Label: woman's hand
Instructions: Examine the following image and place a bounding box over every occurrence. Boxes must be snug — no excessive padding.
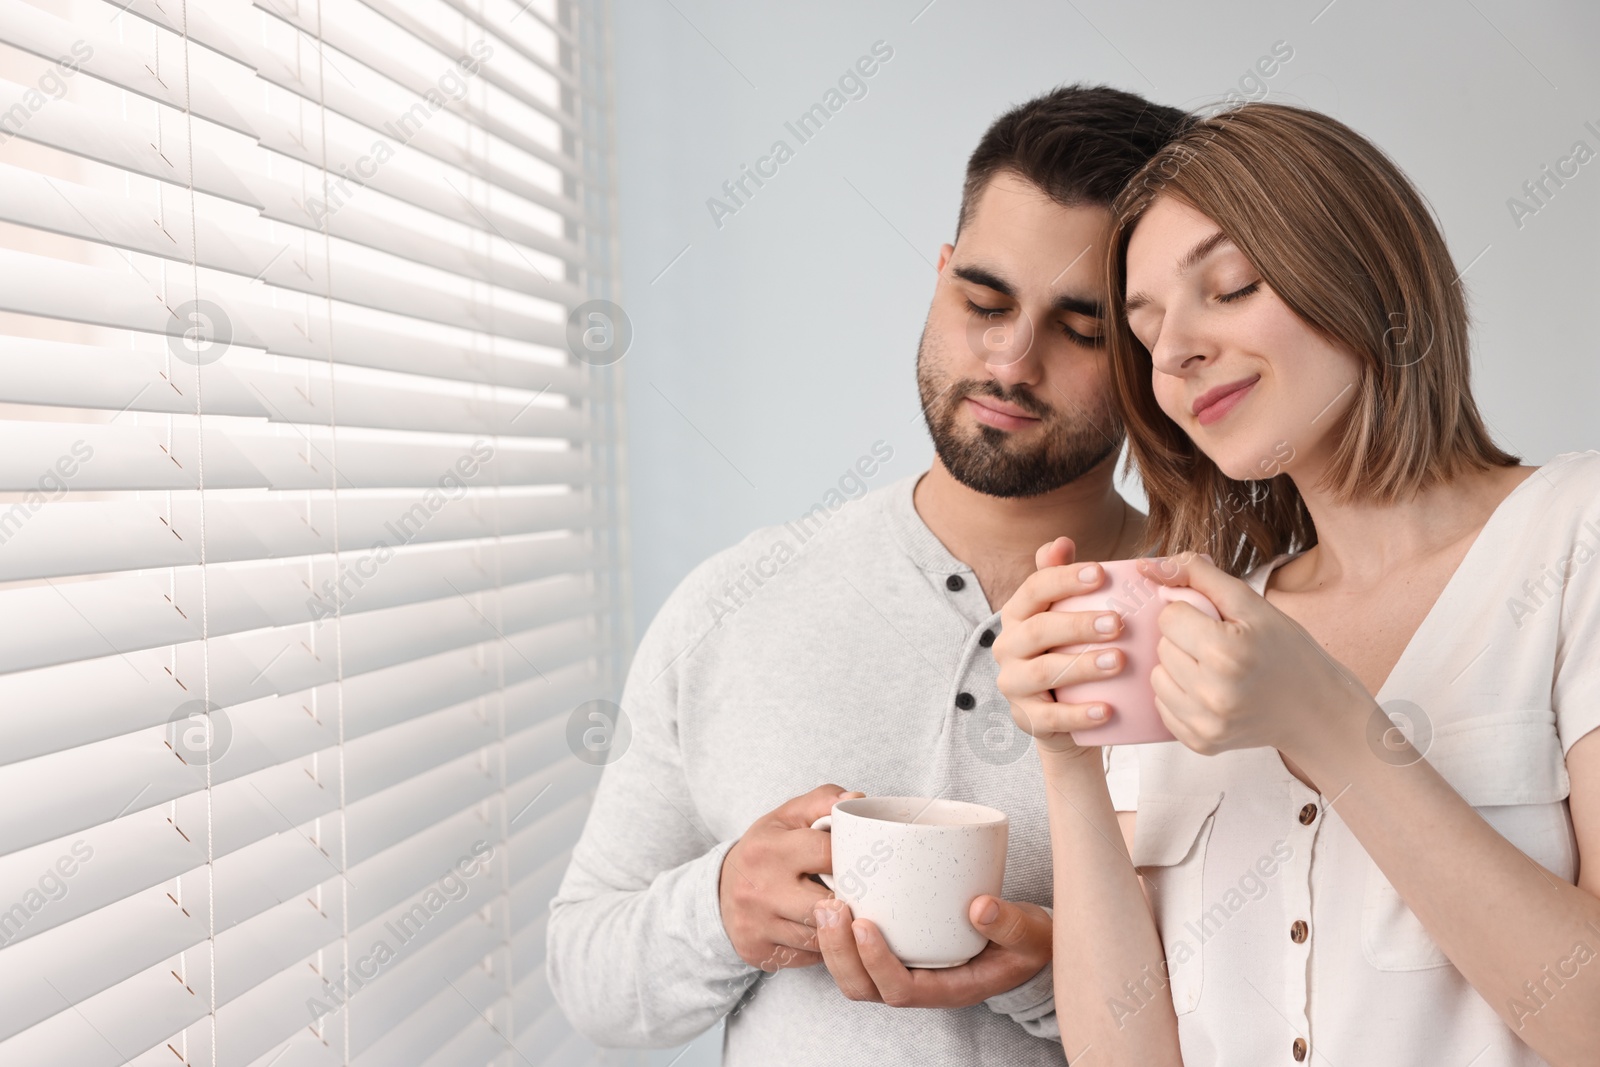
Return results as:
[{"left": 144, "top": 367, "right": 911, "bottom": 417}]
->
[
  {"left": 993, "top": 536, "right": 1130, "bottom": 756},
  {"left": 1138, "top": 551, "right": 1373, "bottom": 758}
]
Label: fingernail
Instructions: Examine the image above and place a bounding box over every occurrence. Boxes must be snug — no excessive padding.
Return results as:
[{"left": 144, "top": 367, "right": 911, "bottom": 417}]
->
[
  {"left": 1088, "top": 704, "right": 1108, "bottom": 721},
  {"left": 1096, "top": 651, "right": 1118, "bottom": 669},
  {"left": 1095, "top": 613, "right": 1118, "bottom": 634},
  {"left": 1078, "top": 564, "right": 1099, "bottom": 583},
  {"left": 853, "top": 923, "right": 869, "bottom": 945},
  {"left": 816, "top": 904, "right": 837, "bottom": 928},
  {"left": 975, "top": 899, "right": 999, "bottom": 925}
]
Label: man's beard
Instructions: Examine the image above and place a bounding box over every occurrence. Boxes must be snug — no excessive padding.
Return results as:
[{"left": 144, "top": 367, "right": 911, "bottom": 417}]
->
[{"left": 916, "top": 326, "right": 1123, "bottom": 499}]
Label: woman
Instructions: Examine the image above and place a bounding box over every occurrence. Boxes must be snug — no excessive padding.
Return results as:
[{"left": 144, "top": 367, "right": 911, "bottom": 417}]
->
[{"left": 992, "top": 103, "right": 1600, "bottom": 1066}]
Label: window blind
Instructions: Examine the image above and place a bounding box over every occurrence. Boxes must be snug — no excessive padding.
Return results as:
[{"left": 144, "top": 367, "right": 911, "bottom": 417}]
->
[{"left": 0, "top": 0, "right": 631, "bottom": 1064}]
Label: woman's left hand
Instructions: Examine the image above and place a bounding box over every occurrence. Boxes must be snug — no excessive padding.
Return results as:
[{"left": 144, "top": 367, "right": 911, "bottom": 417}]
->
[{"left": 1138, "top": 551, "right": 1374, "bottom": 758}]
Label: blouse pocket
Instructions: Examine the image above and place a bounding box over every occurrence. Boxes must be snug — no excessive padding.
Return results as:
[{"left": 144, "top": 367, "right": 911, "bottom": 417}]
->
[
  {"left": 1131, "top": 791, "right": 1224, "bottom": 1015},
  {"left": 1362, "top": 708, "right": 1572, "bottom": 972}
]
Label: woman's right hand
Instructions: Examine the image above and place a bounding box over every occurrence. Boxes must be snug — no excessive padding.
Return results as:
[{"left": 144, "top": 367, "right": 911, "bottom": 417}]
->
[{"left": 993, "top": 536, "right": 1127, "bottom": 756}]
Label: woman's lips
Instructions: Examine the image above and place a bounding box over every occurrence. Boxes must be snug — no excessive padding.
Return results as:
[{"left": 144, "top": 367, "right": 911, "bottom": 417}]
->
[
  {"left": 964, "top": 396, "right": 1041, "bottom": 431},
  {"left": 1194, "top": 377, "right": 1259, "bottom": 426}
]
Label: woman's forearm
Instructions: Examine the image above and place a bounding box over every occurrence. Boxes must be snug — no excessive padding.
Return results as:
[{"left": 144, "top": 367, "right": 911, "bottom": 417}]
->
[{"left": 1039, "top": 748, "right": 1183, "bottom": 1065}]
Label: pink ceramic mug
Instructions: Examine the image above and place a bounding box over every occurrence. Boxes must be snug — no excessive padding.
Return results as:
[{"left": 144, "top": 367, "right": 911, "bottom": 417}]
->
[{"left": 1048, "top": 557, "right": 1221, "bottom": 745}]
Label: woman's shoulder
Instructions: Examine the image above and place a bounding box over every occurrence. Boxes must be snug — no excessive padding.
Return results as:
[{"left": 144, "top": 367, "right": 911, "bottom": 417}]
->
[
  {"left": 1511, "top": 452, "right": 1600, "bottom": 545},
  {"left": 1532, "top": 450, "right": 1600, "bottom": 501}
]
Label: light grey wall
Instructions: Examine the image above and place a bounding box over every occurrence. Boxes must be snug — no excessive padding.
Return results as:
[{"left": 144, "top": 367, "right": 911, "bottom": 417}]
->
[{"left": 609, "top": 2, "right": 1598, "bottom": 1063}]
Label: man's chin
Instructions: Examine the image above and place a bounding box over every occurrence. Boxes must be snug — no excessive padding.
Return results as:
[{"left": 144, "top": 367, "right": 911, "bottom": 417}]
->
[
  {"left": 958, "top": 406, "right": 1047, "bottom": 436},
  {"left": 967, "top": 426, "right": 1053, "bottom": 455}
]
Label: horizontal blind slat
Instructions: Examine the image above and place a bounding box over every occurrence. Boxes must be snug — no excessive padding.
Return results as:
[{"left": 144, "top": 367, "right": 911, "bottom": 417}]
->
[
  {"left": 366, "top": 0, "right": 579, "bottom": 94},
  {"left": 248, "top": 174, "right": 584, "bottom": 293},
  {"left": 0, "top": 78, "right": 262, "bottom": 208},
  {"left": 0, "top": 0, "right": 258, "bottom": 138},
  {"left": 0, "top": 698, "right": 594, "bottom": 1042},
  {"left": 0, "top": 246, "right": 574, "bottom": 358},
  {"left": 0, "top": 165, "right": 581, "bottom": 338},
  {"left": 252, "top": 0, "right": 581, "bottom": 158},
  {"left": 0, "top": 336, "right": 268, "bottom": 417},
  {"left": 0, "top": 562, "right": 596, "bottom": 675},
  {"left": 0, "top": 603, "right": 598, "bottom": 774},
  {"left": 0, "top": 496, "right": 593, "bottom": 584}
]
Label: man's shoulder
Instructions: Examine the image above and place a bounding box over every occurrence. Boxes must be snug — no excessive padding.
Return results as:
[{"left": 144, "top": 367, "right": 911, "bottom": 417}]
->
[{"left": 643, "top": 475, "right": 917, "bottom": 648}]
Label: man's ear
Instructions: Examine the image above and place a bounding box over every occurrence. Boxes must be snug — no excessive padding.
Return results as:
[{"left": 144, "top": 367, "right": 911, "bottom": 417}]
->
[{"left": 936, "top": 242, "right": 955, "bottom": 273}]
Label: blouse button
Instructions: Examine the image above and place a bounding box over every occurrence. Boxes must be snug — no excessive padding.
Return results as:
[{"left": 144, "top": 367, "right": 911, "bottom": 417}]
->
[
  {"left": 1292, "top": 1037, "right": 1308, "bottom": 1061},
  {"left": 1290, "top": 919, "right": 1309, "bottom": 943},
  {"left": 946, "top": 574, "right": 966, "bottom": 591},
  {"left": 1298, "top": 803, "right": 1318, "bottom": 825},
  {"left": 955, "top": 692, "right": 976, "bottom": 711}
]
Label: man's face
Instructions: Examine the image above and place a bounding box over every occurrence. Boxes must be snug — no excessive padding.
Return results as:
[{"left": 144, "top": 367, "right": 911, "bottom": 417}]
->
[{"left": 917, "top": 171, "right": 1123, "bottom": 498}]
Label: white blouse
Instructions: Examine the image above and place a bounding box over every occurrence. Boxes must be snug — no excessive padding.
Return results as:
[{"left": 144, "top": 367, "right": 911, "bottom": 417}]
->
[{"left": 1105, "top": 450, "right": 1600, "bottom": 1066}]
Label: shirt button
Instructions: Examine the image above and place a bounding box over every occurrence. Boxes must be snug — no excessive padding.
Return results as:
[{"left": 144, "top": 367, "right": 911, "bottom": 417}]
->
[
  {"left": 1292, "top": 1037, "right": 1308, "bottom": 1061},
  {"left": 1290, "top": 920, "right": 1308, "bottom": 943},
  {"left": 1298, "top": 803, "right": 1318, "bottom": 825},
  {"left": 955, "top": 692, "right": 975, "bottom": 710},
  {"left": 978, "top": 629, "right": 995, "bottom": 648},
  {"left": 946, "top": 574, "right": 966, "bottom": 591}
]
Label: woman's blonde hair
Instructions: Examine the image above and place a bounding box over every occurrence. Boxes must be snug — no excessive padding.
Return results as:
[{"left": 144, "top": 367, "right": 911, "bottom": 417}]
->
[{"left": 1106, "top": 103, "right": 1519, "bottom": 576}]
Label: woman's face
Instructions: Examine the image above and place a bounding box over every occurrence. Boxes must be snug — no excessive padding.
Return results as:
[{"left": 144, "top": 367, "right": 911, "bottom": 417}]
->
[{"left": 1123, "top": 195, "right": 1362, "bottom": 483}]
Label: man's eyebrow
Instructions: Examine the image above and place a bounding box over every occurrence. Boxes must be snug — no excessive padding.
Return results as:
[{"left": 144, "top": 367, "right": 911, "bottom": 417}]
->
[
  {"left": 951, "top": 264, "right": 1014, "bottom": 297},
  {"left": 1123, "top": 230, "right": 1233, "bottom": 316},
  {"left": 952, "top": 264, "right": 1102, "bottom": 317},
  {"left": 1054, "top": 293, "right": 1102, "bottom": 318}
]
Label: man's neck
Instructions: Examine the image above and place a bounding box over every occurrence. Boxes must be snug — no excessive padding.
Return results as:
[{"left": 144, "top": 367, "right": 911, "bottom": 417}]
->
[{"left": 912, "top": 454, "right": 1143, "bottom": 612}]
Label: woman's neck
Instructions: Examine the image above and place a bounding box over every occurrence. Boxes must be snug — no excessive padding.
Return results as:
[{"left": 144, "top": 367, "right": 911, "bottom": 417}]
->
[{"left": 1277, "top": 459, "right": 1535, "bottom": 594}]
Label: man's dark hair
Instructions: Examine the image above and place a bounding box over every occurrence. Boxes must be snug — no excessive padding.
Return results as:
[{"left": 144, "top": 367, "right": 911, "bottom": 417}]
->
[{"left": 955, "top": 84, "right": 1192, "bottom": 239}]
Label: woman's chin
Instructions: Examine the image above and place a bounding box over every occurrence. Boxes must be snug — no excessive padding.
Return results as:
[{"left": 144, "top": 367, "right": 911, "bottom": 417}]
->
[{"left": 1206, "top": 450, "right": 1291, "bottom": 486}]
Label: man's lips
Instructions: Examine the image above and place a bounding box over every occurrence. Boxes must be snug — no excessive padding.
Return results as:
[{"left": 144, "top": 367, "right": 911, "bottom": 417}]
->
[
  {"left": 1192, "top": 375, "right": 1260, "bottom": 425},
  {"left": 964, "top": 396, "right": 1042, "bottom": 431}
]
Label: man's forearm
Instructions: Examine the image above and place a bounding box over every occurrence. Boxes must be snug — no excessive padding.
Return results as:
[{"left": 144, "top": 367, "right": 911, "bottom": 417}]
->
[{"left": 546, "top": 839, "right": 758, "bottom": 1047}]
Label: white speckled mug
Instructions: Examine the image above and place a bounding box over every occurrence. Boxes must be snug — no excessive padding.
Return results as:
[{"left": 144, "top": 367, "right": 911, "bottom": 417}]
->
[{"left": 811, "top": 796, "right": 1008, "bottom": 968}]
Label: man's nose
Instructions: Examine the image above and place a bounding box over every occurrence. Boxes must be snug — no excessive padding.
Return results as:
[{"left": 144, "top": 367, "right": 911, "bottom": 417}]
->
[{"left": 976, "top": 314, "right": 1043, "bottom": 388}]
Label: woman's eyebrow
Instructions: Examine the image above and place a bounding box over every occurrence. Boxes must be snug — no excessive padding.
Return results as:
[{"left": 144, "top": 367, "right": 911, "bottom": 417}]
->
[
  {"left": 1177, "top": 230, "right": 1231, "bottom": 274},
  {"left": 1123, "top": 230, "right": 1234, "bottom": 315}
]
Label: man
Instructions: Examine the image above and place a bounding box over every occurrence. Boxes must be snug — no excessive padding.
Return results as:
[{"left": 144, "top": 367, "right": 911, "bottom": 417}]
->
[{"left": 547, "top": 84, "right": 1190, "bottom": 1064}]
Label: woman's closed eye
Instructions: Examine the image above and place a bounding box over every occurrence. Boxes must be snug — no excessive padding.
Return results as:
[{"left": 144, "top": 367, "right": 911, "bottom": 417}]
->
[{"left": 1217, "top": 280, "right": 1261, "bottom": 304}]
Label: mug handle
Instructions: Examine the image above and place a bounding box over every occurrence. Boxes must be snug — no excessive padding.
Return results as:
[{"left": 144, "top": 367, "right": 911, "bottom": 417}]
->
[{"left": 810, "top": 815, "right": 836, "bottom": 891}]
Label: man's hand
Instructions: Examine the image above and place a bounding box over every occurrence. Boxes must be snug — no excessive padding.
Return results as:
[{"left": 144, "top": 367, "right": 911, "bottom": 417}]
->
[
  {"left": 812, "top": 894, "right": 1051, "bottom": 1007},
  {"left": 719, "top": 785, "right": 865, "bottom": 972}
]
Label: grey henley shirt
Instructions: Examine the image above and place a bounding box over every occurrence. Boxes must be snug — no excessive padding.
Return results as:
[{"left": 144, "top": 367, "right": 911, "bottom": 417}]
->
[{"left": 547, "top": 472, "right": 1071, "bottom": 1065}]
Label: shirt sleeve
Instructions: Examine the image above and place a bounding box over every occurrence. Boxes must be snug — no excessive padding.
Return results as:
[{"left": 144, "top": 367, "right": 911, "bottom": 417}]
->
[
  {"left": 545, "top": 574, "right": 758, "bottom": 1047},
  {"left": 983, "top": 905, "right": 1060, "bottom": 1041},
  {"left": 1104, "top": 745, "right": 1140, "bottom": 812},
  {"left": 1554, "top": 501, "right": 1600, "bottom": 756}
]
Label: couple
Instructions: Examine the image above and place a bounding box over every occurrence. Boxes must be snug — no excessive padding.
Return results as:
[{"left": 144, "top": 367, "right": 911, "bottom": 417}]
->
[{"left": 548, "top": 85, "right": 1600, "bottom": 1066}]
